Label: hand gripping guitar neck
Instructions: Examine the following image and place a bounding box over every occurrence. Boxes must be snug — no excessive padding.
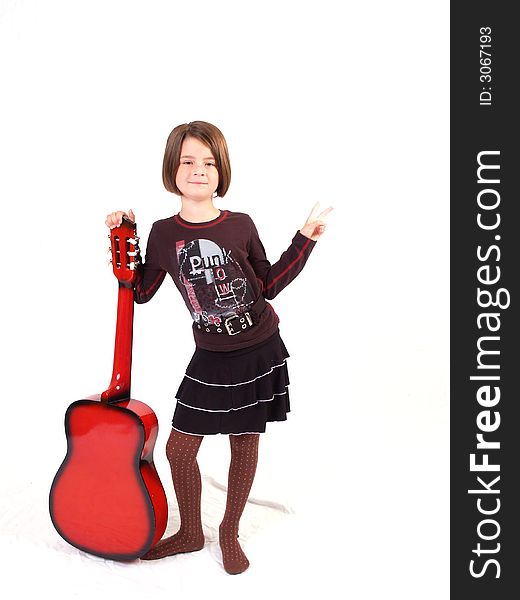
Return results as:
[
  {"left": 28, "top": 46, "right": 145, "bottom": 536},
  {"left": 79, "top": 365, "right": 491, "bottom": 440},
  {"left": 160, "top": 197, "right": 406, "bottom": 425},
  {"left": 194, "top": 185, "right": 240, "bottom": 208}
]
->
[{"left": 49, "top": 217, "right": 168, "bottom": 561}]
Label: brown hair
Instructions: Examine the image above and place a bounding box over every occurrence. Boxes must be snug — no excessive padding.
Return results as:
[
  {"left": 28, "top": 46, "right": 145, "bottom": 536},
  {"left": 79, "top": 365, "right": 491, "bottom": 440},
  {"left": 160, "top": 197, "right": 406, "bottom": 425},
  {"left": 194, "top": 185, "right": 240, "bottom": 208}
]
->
[{"left": 162, "top": 121, "right": 231, "bottom": 197}]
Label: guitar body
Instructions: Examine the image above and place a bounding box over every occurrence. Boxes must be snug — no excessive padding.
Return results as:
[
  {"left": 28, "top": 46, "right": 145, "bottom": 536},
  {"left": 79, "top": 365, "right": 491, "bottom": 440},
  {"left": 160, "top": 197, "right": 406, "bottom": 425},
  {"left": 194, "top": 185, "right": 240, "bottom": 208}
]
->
[{"left": 49, "top": 395, "right": 168, "bottom": 561}]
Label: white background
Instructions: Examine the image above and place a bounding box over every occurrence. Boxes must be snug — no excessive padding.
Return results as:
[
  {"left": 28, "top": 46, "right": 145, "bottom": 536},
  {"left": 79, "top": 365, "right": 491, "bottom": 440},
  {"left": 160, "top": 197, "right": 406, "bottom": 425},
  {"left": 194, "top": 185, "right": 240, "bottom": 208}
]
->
[{"left": 0, "top": 1, "right": 449, "bottom": 598}]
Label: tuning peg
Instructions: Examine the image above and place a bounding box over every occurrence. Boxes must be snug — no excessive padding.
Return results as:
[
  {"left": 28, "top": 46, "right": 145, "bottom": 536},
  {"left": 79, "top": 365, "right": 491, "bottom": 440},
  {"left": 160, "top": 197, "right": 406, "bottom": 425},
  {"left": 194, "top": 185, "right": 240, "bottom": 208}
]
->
[
  {"left": 109, "top": 258, "right": 113, "bottom": 265},
  {"left": 108, "top": 233, "right": 111, "bottom": 239},
  {"left": 108, "top": 246, "right": 112, "bottom": 253}
]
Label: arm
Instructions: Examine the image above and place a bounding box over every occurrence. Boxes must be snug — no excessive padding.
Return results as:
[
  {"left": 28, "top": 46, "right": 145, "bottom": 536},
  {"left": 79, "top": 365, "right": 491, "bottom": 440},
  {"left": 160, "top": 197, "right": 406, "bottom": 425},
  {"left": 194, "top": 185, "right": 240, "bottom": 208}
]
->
[
  {"left": 248, "top": 218, "right": 317, "bottom": 300},
  {"left": 133, "top": 223, "right": 167, "bottom": 304},
  {"left": 105, "top": 209, "right": 166, "bottom": 303}
]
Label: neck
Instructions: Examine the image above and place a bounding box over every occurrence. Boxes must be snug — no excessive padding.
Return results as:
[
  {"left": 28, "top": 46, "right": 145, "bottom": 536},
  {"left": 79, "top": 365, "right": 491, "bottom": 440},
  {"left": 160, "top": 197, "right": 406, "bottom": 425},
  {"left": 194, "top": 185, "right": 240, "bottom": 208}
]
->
[
  {"left": 100, "top": 283, "right": 134, "bottom": 403},
  {"left": 179, "top": 198, "right": 220, "bottom": 223}
]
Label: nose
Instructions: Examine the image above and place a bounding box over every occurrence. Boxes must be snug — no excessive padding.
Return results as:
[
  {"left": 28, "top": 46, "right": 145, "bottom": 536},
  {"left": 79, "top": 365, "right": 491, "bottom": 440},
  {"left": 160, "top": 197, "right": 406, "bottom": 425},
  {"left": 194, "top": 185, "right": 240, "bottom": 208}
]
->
[{"left": 191, "top": 161, "right": 207, "bottom": 176}]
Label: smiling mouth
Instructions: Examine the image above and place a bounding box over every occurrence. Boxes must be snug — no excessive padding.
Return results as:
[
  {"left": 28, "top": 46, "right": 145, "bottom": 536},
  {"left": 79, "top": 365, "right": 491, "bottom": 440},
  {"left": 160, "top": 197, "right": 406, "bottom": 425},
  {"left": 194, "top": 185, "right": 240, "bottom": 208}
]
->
[{"left": 188, "top": 182, "right": 208, "bottom": 185}]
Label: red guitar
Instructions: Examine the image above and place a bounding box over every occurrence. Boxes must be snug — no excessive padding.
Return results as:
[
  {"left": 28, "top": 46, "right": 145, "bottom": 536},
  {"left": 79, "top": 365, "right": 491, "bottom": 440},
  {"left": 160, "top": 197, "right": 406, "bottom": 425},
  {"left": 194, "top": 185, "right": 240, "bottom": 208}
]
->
[{"left": 49, "top": 216, "right": 168, "bottom": 561}]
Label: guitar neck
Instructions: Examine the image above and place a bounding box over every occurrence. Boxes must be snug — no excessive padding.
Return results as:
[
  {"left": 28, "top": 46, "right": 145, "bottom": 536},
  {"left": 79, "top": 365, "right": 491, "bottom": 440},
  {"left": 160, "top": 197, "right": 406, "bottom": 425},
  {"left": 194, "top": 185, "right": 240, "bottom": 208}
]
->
[
  {"left": 101, "top": 217, "right": 140, "bottom": 403},
  {"left": 101, "top": 283, "right": 135, "bottom": 403}
]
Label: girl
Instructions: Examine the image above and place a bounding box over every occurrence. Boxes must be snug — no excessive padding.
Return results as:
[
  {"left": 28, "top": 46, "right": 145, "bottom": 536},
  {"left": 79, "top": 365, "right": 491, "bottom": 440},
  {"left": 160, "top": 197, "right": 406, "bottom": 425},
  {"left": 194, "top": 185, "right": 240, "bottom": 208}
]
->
[{"left": 105, "top": 121, "right": 332, "bottom": 574}]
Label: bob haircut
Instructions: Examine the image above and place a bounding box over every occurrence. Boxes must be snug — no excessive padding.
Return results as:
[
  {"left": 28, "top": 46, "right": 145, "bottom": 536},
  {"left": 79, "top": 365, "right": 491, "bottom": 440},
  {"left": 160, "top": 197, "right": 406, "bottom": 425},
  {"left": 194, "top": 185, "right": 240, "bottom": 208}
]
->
[{"left": 162, "top": 121, "right": 231, "bottom": 198}]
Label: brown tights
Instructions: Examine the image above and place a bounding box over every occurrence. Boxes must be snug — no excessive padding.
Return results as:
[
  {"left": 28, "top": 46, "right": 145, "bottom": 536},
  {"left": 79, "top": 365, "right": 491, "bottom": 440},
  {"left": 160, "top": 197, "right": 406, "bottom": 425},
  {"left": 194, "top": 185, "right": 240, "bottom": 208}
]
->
[
  {"left": 141, "top": 428, "right": 260, "bottom": 575},
  {"left": 219, "top": 432, "right": 260, "bottom": 574},
  {"left": 141, "top": 429, "right": 205, "bottom": 560}
]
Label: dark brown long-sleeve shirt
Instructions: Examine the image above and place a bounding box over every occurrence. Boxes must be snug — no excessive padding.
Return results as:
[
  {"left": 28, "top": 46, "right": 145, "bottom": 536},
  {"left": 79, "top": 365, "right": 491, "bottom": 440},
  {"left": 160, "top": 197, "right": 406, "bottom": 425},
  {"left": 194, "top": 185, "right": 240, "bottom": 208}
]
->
[{"left": 133, "top": 210, "right": 316, "bottom": 351}]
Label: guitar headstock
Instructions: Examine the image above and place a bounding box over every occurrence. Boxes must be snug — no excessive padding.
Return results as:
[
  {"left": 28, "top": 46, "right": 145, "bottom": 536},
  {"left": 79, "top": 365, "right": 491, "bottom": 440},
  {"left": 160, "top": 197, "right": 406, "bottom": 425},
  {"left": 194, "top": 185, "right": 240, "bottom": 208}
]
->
[{"left": 108, "top": 216, "right": 140, "bottom": 284}]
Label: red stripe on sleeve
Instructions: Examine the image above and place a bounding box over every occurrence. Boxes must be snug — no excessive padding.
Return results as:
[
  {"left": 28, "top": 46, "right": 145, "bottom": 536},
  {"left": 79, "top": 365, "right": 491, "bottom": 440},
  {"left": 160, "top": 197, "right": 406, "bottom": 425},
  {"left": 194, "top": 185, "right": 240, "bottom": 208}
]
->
[
  {"left": 136, "top": 271, "right": 165, "bottom": 297},
  {"left": 265, "top": 238, "right": 312, "bottom": 290}
]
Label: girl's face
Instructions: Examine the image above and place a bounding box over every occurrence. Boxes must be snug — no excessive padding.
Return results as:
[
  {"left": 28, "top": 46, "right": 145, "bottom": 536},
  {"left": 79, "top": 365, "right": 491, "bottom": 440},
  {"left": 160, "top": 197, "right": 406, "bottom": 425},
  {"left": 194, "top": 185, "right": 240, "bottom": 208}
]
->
[{"left": 175, "top": 136, "right": 219, "bottom": 201}]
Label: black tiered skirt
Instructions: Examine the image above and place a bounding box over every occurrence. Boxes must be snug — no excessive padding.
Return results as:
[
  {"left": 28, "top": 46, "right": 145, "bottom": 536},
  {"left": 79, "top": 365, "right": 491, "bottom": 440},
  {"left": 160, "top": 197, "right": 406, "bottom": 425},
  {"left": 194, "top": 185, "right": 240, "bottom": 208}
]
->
[{"left": 172, "top": 329, "right": 290, "bottom": 436}]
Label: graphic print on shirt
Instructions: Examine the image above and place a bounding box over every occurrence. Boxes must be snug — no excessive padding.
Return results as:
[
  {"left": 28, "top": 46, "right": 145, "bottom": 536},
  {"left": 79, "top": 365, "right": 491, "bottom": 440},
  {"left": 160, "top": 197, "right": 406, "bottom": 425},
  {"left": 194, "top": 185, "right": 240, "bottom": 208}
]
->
[{"left": 176, "top": 239, "right": 255, "bottom": 327}]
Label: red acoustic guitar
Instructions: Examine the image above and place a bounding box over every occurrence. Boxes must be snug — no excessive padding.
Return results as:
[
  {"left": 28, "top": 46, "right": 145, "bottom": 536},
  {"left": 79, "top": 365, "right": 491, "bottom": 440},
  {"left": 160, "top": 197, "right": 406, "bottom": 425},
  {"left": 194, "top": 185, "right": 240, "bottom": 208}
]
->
[{"left": 49, "top": 216, "right": 168, "bottom": 561}]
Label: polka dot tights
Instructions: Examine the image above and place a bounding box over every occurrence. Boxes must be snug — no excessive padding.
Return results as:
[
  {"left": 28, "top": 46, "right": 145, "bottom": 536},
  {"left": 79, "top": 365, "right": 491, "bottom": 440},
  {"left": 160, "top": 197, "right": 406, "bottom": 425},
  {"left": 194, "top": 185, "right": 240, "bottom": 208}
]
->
[
  {"left": 141, "top": 429, "right": 260, "bottom": 576},
  {"left": 219, "top": 432, "right": 260, "bottom": 574},
  {"left": 141, "top": 429, "right": 205, "bottom": 560}
]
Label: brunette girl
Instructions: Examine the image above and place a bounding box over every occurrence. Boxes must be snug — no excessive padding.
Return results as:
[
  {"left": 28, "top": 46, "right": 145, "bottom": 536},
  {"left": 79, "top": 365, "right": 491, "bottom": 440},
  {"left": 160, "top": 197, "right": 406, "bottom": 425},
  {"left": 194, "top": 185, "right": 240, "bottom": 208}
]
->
[{"left": 105, "top": 121, "right": 332, "bottom": 574}]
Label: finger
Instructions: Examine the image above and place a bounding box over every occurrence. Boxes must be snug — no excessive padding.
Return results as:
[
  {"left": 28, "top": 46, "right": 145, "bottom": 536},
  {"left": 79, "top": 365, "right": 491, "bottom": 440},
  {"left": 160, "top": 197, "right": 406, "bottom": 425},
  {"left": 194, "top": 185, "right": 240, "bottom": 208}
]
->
[
  {"left": 318, "top": 206, "right": 334, "bottom": 220},
  {"left": 306, "top": 201, "right": 320, "bottom": 221},
  {"left": 107, "top": 211, "right": 124, "bottom": 228},
  {"left": 114, "top": 210, "right": 126, "bottom": 226},
  {"left": 314, "top": 224, "right": 326, "bottom": 239},
  {"left": 315, "top": 221, "right": 327, "bottom": 232},
  {"left": 128, "top": 208, "right": 136, "bottom": 222}
]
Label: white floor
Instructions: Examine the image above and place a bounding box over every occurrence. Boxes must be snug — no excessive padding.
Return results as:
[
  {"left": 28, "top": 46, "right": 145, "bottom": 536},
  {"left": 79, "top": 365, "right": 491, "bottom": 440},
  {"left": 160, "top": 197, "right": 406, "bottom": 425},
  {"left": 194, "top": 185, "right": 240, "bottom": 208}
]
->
[{"left": 1, "top": 418, "right": 449, "bottom": 600}]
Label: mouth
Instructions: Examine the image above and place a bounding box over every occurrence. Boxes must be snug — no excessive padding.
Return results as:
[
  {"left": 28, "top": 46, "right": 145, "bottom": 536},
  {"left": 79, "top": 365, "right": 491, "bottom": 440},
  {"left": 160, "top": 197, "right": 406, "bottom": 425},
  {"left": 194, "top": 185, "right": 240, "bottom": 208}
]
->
[{"left": 188, "top": 182, "right": 208, "bottom": 185}]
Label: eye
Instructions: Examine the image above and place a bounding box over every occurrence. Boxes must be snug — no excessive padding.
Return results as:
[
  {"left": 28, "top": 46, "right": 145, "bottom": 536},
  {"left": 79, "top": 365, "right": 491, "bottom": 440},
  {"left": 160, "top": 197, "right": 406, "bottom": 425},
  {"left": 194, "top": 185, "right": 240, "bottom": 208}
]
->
[
  {"left": 182, "top": 160, "right": 193, "bottom": 165},
  {"left": 206, "top": 162, "right": 216, "bottom": 167}
]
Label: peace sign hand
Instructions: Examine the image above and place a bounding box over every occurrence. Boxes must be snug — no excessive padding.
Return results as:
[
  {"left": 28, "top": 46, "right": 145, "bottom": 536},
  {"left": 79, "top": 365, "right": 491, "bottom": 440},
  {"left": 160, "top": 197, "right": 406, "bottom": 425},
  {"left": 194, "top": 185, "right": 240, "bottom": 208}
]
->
[{"left": 299, "top": 202, "right": 334, "bottom": 241}]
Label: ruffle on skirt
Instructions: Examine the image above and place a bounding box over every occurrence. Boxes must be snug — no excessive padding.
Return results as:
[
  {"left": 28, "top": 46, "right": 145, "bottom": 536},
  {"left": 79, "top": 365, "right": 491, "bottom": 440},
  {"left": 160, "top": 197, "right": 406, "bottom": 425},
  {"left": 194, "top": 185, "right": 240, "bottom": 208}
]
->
[{"left": 172, "top": 329, "right": 290, "bottom": 435}]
